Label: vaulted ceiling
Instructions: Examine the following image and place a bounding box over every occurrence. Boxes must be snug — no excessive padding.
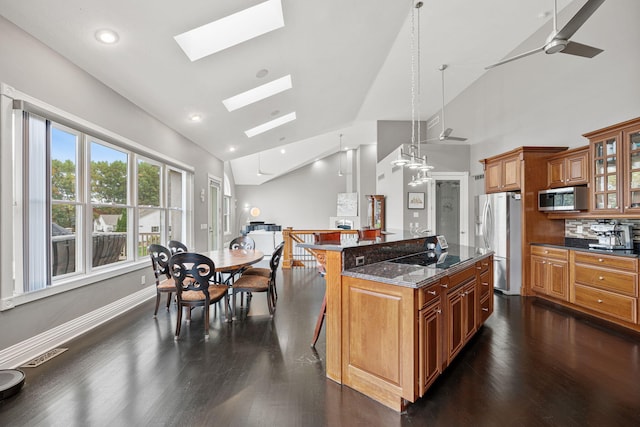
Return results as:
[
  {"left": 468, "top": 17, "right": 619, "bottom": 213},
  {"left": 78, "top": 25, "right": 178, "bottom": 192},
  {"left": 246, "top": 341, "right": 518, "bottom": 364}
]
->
[{"left": 0, "top": 0, "right": 585, "bottom": 184}]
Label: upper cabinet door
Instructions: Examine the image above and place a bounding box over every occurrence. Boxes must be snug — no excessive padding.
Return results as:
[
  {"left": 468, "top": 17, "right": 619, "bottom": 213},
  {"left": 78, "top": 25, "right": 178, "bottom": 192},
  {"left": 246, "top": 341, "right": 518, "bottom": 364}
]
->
[
  {"left": 565, "top": 150, "right": 589, "bottom": 186},
  {"left": 501, "top": 155, "right": 521, "bottom": 191},
  {"left": 591, "top": 133, "right": 622, "bottom": 214},
  {"left": 623, "top": 123, "right": 640, "bottom": 213}
]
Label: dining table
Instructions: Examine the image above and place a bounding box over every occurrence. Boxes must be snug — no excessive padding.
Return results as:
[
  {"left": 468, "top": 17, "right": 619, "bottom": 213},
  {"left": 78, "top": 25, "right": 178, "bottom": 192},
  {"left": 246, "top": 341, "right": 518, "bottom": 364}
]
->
[
  {"left": 202, "top": 248, "right": 264, "bottom": 273},
  {"left": 202, "top": 248, "right": 264, "bottom": 320}
]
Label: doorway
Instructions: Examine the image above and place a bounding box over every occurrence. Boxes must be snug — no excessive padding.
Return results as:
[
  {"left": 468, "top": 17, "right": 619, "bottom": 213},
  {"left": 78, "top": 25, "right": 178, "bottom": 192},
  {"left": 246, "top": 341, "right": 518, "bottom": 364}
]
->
[
  {"left": 208, "top": 176, "right": 222, "bottom": 251},
  {"left": 427, "top": 172, "right": 469, "bottom": 246}
]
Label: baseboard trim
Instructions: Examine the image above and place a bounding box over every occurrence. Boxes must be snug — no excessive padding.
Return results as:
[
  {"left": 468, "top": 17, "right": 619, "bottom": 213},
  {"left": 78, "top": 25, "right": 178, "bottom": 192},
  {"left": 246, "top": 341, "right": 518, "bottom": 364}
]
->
[{"left": 0, "top": 286, "right": 155, "bottom": 369}]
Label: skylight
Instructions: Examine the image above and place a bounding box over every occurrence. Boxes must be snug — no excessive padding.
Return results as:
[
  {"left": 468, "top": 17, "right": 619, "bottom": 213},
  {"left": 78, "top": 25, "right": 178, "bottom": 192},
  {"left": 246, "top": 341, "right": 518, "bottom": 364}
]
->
[
  {"left": 174, "top": 0, "right": 285, "bottom": 61},
  {"left": 245, "top": 112, "right": 296, "bottom": 138},
  {"left": 223, "top": 75, "right": 292, "bottom": 112}
]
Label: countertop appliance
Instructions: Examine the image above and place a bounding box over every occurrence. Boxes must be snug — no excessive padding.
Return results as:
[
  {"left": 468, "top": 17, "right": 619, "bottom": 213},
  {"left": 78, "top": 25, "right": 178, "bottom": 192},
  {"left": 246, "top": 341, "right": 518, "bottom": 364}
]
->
[
  {"left": 538, "top": 186, "right": 589, "bottom": 211},
  {"left": 476, "top": 192, "right": 521, "bottom": 295},
  {"left": 589, "top": 221, "right": 634, "bottom": 250},
  {"left": 389, "top": 250, "right": 464, "bottom": 270}
]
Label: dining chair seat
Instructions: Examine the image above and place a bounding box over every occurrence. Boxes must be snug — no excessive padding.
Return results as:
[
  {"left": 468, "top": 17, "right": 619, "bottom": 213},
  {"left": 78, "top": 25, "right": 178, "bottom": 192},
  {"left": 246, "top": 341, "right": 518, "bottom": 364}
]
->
[
  {"left": 180, "top": 284, "right": 227, "bottom": 302},
  {"left": 232, "top": 275, "right": 268, "bottom": 293},
  {"left": 156, "top": 278, "right": 176, "bottom": 292},
  {"left": 241, "top": 267, "right": 270, "bottom": 278}
]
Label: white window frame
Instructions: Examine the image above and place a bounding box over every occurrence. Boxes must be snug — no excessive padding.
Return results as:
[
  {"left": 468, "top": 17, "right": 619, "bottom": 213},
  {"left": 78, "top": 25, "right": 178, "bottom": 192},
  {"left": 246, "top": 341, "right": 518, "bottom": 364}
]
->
[{"left": 0, "top": 84, "right": 194, "bottom": 310}]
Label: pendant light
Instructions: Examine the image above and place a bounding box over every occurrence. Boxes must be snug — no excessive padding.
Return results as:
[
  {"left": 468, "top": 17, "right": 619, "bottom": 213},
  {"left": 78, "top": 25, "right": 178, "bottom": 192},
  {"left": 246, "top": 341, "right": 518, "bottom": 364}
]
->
[{"left": 391, "top": 2, "right": 433, "bottom": 184}]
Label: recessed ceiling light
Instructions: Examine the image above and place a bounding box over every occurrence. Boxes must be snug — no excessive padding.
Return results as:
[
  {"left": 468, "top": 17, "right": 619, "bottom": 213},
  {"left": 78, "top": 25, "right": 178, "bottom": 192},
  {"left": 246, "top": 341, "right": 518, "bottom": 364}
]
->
[
  {"left": 222, "top": 75, "right": 292, "bottom": 112},
  {"left": 95, "top": 29, "right": 119, "bottom": 44},
  {"left": 229, "top": 147, "right": 236, "bottom": 152},
  {"left": 245, "top": 112, "right": 296, "bottom": 138},
  {"left": 256, "top": 69, "right": 269, "bottom": 78},
  {"left": 280, "top": 148, "right": 286, "bottom": 154},
  {"left": 189, "top": 114, "right": 202, "bottom": 122},
  {"left": 174, "top": 0, "right": 284, "bottom": 61}
]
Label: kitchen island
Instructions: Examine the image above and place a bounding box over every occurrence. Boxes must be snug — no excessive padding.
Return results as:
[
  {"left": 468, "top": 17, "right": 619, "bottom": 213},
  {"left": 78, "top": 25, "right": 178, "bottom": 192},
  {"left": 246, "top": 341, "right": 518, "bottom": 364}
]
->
[{"left": 300, "top": 233, "right": 494, "bottom": 411}]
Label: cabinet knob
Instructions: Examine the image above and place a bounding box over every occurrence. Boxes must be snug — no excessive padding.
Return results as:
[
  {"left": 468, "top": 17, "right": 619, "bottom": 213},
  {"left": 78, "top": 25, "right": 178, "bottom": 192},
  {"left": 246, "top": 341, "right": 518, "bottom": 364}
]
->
[
  {"left": 441, "top": 284, "right": 448, "bottom": 288},
  {"left": 435, "top": 309, "right": 442, "bottom": 314},
  {"left": 476, "top": 266, "right": 482, "bottom": 270},
  {"left": 544, "top": 250, "right": 549, "bottom": 254},
  {"left": 482, "top": 282, "right": 489, "bottom": 286},
  {"left": 597, "top": 299, "right": 603, "bottom": 303},
  {"left": 482, "top": 308, "right": 489, "bottom": 312},
  {"left": 599, "top": 276, "right": 604, "bottom": 280},
  {"left": 427, "top": 290, "right": 437, "bottom": 295},
  {"left": 542, "top": 260, "right": 546, "bottom": 264},
  {"left": 598, "top": 258, "right": 604, "bottom": 262}
]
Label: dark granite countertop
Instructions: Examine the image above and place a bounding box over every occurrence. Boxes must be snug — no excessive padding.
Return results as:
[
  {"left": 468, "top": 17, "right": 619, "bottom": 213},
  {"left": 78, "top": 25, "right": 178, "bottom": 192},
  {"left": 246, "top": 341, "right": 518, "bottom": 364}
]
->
[
  {"left": 531, "top": 242, "right": 639, "bottom": 258},
  {"left": 342, "top": 244, "right": 493, "bottom": 289}
]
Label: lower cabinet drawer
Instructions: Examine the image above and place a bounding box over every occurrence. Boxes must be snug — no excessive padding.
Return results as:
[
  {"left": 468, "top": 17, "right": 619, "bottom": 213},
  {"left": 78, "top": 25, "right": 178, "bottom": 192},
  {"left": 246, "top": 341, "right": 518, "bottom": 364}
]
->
[
  {"left": 573, "top": 284, "right": 637, "bottom": 324},
  {"left": 418, "top": 284, "right": 440, "bottom": 309},
  {"left": 480, "top": 295, "right": 491, "bottom": 323},
  {"left": 479, "top": 271, "right": 492, "bottom": 299},
  {"left": 574, "top": 265, "right": 637, "bottom": 296}
]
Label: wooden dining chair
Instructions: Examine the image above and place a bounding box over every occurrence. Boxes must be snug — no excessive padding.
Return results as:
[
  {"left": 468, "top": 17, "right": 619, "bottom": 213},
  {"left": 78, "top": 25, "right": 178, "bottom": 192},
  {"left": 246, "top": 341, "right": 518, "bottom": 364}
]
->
[
  {"left": 168, "top": 252, "right": 228, "bottom": 340},
  {"left": 229, "top": 235, "right": 255, "bottom": 250},
  {"left": 242, "top": 241, "right": 284, "bottom": 299},
  {"left": 230, "top": 241, "right": 284, "bottom": 318},
  {"left": 148, "top": 244, "right": 175, "bottom": 317},
  {"left": 167, "top": 240, "right": 188, "bottom": 255}
]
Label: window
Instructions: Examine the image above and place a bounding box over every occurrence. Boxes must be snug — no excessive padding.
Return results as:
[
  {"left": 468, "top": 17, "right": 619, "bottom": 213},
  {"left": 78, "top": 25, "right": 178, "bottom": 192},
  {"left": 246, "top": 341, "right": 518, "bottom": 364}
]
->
[
  {"left": 223, "top": 172, "right": 232, "bottom": 235},
  {"left": 7, "top": 102, "right": 192, "bottom": 301}
]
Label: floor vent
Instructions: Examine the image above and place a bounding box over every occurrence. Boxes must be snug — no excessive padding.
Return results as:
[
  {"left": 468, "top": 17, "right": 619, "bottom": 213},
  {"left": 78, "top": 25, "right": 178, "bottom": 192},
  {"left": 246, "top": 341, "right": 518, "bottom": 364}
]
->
[{"left": 21, "top": 348, "right": 68, "bottom": 368}]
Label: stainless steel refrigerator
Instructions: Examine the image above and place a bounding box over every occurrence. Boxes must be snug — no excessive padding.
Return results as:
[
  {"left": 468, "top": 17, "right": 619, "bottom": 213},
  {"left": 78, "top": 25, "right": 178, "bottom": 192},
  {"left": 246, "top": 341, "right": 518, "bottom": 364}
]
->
[{"left": 475, "top": 192, "right": 522, "bottom": 295}]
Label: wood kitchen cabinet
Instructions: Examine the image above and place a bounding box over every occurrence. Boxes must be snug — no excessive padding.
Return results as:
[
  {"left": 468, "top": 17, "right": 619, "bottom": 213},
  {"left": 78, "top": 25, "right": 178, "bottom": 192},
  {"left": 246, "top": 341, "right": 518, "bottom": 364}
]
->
[
  {"left": 571, "top": 251, "right": 638, "bottom": 324},
  {"left": 480, "top": 147, "right": 567, "bottom": 296},
  {"left": 418, "top": 297, "right": 442, "bottom": 395},
  {"left": 477, "top": 258, "right": 493, "bottom": 323},
  {"left": 339, "top": 254, "right": 493, "bottom": 411},
  {"left": 445, "top": 266, "right": 478, "bottom": 364},
  {"left": 584, "top": 117, "right": 640, "bottom": 215},
  {"left": 547, "top": 146, "right": 589, "bottom": 188},
  {"left": 483, "top": 152, "right": 521, "bottom": 193},
  {"left": 530, "top": 246, "right": 569, "bottom": 301},
  {"left": 366, "top": 194, "right": 385, "bottom": 230}
]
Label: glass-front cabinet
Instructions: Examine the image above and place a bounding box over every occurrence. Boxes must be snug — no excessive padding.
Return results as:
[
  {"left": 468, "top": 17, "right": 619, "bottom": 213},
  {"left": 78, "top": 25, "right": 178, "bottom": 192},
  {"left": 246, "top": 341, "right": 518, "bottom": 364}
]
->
[
  {"left": 586, "top": 117, "right": 640, "bottom": 215},
  {"left": 366, "top": 195, "right": 385, "bottom": 230},
  {"left": 624, "top": 127, "right": 640, "bottom": 211}
]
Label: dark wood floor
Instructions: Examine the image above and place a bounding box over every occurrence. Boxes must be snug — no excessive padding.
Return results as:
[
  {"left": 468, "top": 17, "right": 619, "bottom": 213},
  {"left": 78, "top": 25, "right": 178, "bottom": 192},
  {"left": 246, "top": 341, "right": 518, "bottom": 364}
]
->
[{"left": 1, "top": 267, "right": 640, "bottom": 426}]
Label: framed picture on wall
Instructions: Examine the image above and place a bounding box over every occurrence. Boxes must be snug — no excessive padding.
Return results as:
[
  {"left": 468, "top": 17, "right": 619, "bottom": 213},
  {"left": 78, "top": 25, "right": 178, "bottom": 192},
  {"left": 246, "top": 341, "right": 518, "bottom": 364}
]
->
[{"left": 408, "top": 192, "right": 425, "bottom": 209}]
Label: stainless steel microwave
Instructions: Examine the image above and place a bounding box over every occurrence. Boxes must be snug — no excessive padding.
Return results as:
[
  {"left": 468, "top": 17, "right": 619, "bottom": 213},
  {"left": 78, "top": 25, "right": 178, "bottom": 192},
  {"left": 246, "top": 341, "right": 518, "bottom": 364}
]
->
[{"left": 538, "top": 186, "right": 589, "bottom": 211}]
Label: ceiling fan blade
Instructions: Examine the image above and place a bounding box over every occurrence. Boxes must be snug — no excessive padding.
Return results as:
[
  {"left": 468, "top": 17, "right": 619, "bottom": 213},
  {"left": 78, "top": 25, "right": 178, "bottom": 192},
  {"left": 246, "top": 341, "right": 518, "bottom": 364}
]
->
[
  {"left": 485, "top": 45, "right": 545, "bottom": 69},
  {"left": 555, "top": 0, "right": 606, "bottom": 41},
  {"left": 442, "top": 135, "right": 468, "bottom": 142},
  {"left": 560, "top": 40, "right": 603, "bottom": 58}
]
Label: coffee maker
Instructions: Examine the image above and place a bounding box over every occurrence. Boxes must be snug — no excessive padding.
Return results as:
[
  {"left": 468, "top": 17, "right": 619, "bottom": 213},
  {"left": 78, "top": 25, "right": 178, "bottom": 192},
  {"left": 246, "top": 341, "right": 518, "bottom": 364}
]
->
[{"left": 588, "top": 220, "right": 634, "bottom": 250}]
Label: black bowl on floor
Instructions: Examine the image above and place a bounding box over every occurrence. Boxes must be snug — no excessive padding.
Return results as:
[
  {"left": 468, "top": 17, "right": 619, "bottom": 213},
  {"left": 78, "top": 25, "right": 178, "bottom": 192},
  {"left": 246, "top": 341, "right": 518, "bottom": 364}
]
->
[{"left": 0, "top": 369, "right": 25, "bottom": 400}]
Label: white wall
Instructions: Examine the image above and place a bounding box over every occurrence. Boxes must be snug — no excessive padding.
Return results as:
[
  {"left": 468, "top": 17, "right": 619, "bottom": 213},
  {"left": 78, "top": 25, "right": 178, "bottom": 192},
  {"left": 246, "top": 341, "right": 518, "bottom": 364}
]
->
[
  {"left": 235, "top": 152, "right": 348, "bottom": 231},
  {"left": 429, "top": 0, "right": 640, "bottom": 178},
  {"left": 0, "top": 16, "right": 223, "bottom": 350}
]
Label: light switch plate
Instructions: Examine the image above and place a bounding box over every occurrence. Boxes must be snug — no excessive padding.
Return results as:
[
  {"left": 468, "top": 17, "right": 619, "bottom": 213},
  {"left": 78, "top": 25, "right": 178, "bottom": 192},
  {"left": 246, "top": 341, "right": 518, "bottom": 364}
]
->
[{"left": 413, "top": 212, "right": 419, "bottom": 218}]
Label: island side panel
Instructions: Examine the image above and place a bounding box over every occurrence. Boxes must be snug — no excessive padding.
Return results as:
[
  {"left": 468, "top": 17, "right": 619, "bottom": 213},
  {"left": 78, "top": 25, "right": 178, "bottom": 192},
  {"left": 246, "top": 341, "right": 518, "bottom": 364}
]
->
[
  {"left": 341, "top": 276, "right": 416, "bottom": 411},
  {"left": 325, "top": 249, "right": 344, "bottom": 383}
]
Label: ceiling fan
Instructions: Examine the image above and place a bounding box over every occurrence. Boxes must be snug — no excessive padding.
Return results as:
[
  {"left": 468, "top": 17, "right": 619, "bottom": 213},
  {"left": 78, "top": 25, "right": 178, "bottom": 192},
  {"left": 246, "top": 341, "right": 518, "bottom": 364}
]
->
[
  {"left": 485, "top": 0, "right": 606, "bottom": 70},
  {"left": 428, "top": 64, "right": 467, "bottom": 142},
  {"left": 256, "top": 153, "right": 273, "bottom": 176}
]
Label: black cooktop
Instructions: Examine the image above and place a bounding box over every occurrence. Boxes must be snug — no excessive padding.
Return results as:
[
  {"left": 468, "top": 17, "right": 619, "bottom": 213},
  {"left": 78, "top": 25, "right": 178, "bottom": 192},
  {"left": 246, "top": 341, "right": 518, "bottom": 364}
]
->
[{"left": 389, "top": 250, "right": 462, "bottom": 269}]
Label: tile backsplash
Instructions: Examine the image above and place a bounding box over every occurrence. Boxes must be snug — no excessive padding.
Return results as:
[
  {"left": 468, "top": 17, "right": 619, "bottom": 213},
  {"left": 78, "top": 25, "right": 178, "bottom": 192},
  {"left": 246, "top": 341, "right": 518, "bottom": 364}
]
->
[{"left": 565, "top": 219, "right": 640, "bottom": 241}]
